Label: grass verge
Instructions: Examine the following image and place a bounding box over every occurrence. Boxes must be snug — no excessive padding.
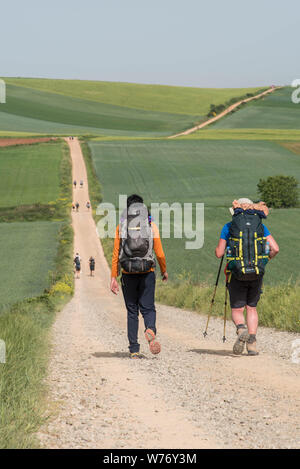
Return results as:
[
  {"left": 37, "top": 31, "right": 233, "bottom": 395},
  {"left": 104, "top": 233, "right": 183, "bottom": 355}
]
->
[
  {"left": 0, "top": 140, "right": 74, "bottom": 448},
  {"left": 156, "top": 276, "right": 300, "bottom": 333}
]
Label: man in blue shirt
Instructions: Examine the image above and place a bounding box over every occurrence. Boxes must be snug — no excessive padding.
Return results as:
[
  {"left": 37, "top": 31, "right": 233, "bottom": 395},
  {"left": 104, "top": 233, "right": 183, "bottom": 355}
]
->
[{"left": 215, "top": 198, "right": 279, "bottom": 356}]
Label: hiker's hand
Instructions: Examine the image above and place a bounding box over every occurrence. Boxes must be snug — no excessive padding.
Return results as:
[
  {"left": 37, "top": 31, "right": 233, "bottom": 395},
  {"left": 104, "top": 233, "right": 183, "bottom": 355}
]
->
[
  {"left": 162, "top": 272, "right": 168, "bottom": 282},
  {"left": 110, "top": 277, "right": 119, "bottom": 294}
]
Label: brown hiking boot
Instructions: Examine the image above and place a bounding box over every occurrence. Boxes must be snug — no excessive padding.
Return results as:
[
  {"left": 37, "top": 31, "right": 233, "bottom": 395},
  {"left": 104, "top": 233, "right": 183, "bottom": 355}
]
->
[
  {"left": 145, "top": 328, "right": 161, "bottom": 355},
  {"left": 247, "top": 335, "right": 259, "bottom": 356},
  {"left": 233, "top": 325, "right": 249, "bottom": 355}
]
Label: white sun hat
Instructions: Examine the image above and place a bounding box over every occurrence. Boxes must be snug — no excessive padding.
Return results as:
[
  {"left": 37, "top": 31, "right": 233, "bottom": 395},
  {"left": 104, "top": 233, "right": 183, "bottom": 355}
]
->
[{"left": 229, "top": 198, "right": 253, "bottom": 215}]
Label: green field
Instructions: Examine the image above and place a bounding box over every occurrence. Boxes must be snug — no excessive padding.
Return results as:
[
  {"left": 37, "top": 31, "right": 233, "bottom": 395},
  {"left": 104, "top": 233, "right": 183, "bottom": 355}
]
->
[
  {"left": 0, "top": 142, "right": 62, "bottom": 207},
  {"left": 0, "top": 221, "right": 62, "bottom": 310},
  {"left": 0, "top": 84, "right": 199, "bottom": 137},
  {"left": 4, "top": 78, "right": 265, "bottom": 115},
  {"left": 0, "top": 79, "right": 265, "bottom": 137},
  {"left": 211, "top": 87, "right": 300, "bottom": 130},
  {"left": 89, "top": 139, "right": 300, "bottom": 286},
  {"left": 182, "top": 129, "right": 300, "bottom": 141},
  {"left": 0, "top": 138, "right": 73, "bottom": 448}
]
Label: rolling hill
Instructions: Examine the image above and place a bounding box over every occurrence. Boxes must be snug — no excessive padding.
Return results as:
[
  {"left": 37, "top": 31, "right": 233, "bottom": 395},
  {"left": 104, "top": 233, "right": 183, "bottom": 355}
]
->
[
  {"left": 212, "top": 87, "right": 300, "bottom": 129},
  {"left": 0, "top": 78, "right": 265, "bottom": 137}
]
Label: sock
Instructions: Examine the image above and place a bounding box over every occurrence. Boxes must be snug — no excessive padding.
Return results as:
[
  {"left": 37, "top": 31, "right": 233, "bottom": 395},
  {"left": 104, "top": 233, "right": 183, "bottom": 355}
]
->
[
  {"left": 248, "top": 334, "right": 256, "bottom": 344},
  {"left": 236, "top": 323, "right": 246, "bottom": 330}
]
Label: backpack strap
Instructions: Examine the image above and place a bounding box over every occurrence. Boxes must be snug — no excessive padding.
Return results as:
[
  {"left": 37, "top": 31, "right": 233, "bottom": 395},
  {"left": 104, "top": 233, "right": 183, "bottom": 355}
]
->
[{"left": 239, "top": 231, "right": 246, "bottom": 274}]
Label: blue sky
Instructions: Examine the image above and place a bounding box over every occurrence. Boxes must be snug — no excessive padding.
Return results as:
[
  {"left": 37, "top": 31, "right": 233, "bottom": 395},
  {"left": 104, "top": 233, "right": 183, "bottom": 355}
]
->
[{"left": 1, "top": 0, "right": 299, "bottom": 87}]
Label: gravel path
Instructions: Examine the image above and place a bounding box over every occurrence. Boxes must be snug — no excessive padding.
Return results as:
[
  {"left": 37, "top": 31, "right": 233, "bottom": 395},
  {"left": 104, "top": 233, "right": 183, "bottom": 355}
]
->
[{"left": 38, "top": 138, "right": 300, "bottom": 449}]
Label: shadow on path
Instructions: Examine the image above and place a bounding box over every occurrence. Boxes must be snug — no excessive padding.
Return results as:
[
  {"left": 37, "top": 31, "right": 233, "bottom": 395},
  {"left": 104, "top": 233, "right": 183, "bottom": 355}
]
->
[
  {"left": 92, "top": 351, "right": 148, "bottom": 359},
  {"left": 189, "top": 348, "right": 239, "bottom": 358}
]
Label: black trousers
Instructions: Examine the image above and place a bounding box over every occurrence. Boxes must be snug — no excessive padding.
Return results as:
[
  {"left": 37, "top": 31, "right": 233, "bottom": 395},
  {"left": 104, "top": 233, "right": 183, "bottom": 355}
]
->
[{"left": 121, "top": 271, "right": 156, "bottom": 353}]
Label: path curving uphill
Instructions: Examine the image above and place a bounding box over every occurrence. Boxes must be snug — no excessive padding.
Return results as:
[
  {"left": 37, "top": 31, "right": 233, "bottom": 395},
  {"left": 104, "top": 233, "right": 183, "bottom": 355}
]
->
[
  {"left": 38, "top": 138, "right": 300, "bottom": 449},
  {"left": 169, "top": 86, "right": 281, "bottom": 138}
]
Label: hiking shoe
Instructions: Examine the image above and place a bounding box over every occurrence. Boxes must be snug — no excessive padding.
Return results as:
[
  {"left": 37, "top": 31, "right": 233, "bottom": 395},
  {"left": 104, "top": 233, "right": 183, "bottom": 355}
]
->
[
  {"left": 246, "top": 335, "right": 259, "bottom": 356},
  {"left": 233, "top": 326, "right": 249, "bottom": 355},
  {"left": 145, "top": 328, "right": 161, "bottom": 355},
  {"left": 130, "top": 352, "right": 142, "bottom": 359}
]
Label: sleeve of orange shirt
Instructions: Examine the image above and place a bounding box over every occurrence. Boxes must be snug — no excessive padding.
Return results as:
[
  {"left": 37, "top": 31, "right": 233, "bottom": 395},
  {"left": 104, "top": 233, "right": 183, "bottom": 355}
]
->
[
  {"left": 151, "top": 222, "right": 167, "bottom": 275},
  {"left": 111, "top": 225, "right": 120, "bottom": 278}
]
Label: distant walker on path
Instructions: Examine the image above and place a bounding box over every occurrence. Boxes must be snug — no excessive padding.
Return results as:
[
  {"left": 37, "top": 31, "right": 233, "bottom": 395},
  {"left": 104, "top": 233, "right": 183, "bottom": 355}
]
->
[
  {"left": 74, "top": 253, "right": 81, "bottom": 279},
  {"left": 89, "top": 256, "right": 95, "bottom": 277}
]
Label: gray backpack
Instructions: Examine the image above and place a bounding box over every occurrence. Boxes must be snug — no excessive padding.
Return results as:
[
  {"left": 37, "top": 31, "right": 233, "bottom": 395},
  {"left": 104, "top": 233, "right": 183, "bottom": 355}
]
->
[{"left": 119, "top": 203, "right": 155, "bottom": 273}]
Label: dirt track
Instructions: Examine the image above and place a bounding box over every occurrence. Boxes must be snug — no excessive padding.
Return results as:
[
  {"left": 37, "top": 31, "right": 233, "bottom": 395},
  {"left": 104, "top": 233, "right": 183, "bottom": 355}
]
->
[
  {"left": 0, "top": 137, "right": 55, "bottom": 147},
  {"left": 169, "top": 86, "right": 280, "bottom": 138},
  {"left": 38, "top": 137, "right": 300, "bottom": 449}
]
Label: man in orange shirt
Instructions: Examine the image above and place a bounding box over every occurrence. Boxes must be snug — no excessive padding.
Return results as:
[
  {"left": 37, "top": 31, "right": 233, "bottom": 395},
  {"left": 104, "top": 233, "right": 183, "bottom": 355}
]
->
[{"left": 110, "top": 194, "right": 168, "bottom": 359}]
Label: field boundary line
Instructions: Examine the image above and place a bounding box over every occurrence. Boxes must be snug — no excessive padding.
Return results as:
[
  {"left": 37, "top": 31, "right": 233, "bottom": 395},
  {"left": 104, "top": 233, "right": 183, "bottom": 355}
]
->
[{"left": 168, "top": 86, "right": 282, "bottom": 138}]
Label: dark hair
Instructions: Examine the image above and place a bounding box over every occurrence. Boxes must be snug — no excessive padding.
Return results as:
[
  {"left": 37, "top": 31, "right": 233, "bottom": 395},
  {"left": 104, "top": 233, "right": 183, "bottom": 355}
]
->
[{"left": 127, "top": 194, "right": 143, "bottom": 208}]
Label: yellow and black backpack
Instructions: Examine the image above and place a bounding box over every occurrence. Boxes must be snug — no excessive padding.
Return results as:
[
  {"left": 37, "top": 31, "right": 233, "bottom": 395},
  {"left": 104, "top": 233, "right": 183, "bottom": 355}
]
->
[{"left": 227, "top": 211, "right": 269, "bottom": 281}]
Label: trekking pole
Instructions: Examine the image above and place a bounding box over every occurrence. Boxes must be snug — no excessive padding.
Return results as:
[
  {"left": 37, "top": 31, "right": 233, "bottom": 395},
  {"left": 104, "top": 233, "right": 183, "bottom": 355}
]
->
[
  {"left": 223, "top": 277, "right": 229, "bottom": 343},
  {"left": 203, "top": 255, "right": 224, "bottom": 338}
]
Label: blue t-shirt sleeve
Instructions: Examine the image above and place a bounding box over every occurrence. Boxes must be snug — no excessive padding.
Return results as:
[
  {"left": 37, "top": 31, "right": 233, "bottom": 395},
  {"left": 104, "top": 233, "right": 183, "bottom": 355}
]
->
[
  {"left": 220, "top": 222, "right": 270, "bottom": 241},
  {"left": 220, "top": 222, "right": 231, "bottom": 242},
  {"left": 263, "top": 224, "right": 271, "bottom": 237}
]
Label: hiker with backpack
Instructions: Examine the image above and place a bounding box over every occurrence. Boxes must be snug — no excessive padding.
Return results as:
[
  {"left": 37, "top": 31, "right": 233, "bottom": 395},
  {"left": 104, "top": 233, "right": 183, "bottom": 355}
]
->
[
  {"left": 75, "top": 202, "right": 80, "bottom": 212},
  {"left": 215, "top": 198, "right": 279, "bottom": 356},
  {"left": 110, "top": 194, "right": 168, "bottom": 359},
  {"left": 74, "top": 253, "right": 81, "bottom": 279},
  {"left": 89, "top": 256, "right": 95, "bottom": 276}
]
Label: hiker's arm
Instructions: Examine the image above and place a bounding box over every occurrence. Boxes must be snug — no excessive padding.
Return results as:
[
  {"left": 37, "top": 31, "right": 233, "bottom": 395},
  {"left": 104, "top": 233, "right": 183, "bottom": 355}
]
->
[
  {"left": 110, "top": 226, "right": 120, "bottom": 294},
  {"left": 152, "top": 223, "right": 167, "bottom": 279},
  {"left": 215, "top": 239, "right": 226, "bottom": 258},
  {"left": 266, "top": 235, "right": 279, "bottom": 259}
]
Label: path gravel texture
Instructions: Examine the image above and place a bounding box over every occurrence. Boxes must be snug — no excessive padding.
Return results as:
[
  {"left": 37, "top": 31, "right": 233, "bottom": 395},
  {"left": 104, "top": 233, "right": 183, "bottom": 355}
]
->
[{"left": 38, "top": 138, "right": 300, "bottom": 449}]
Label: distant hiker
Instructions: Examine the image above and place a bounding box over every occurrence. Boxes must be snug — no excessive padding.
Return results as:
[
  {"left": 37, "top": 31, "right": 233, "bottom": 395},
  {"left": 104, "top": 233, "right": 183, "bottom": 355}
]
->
[
  {"left": 73, "top": 180, "right": 77, "bottom": 188},
  {"left": 80, "top": 180, "right": 84, "bottom": 188},
  {"left": 110, "top": 194, "right": 168, "bottom": 359},
  {"left": 215, "top": 198, "right": 279, "bottom": 356},
  {"left": 72, "top": 202, "right": 75, "bottom": 211},
  {"left": 75, "top": 202, "right": 80, "bottom": 212},
  {"left": 89, "top": 256, "right": 95, "bottom": 276},
  {"left": 86, "top": 201, "right": 91, "bottom": 211},
  {"left": 74, "top": 253, "right": 81, "bottom": 279}
]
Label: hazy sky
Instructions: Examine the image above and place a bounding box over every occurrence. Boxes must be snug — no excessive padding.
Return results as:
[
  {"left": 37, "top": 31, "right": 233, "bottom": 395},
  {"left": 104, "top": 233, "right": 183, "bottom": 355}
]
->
[{"left": 1, "top": 0, "right": 299, "bottom": 87}]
